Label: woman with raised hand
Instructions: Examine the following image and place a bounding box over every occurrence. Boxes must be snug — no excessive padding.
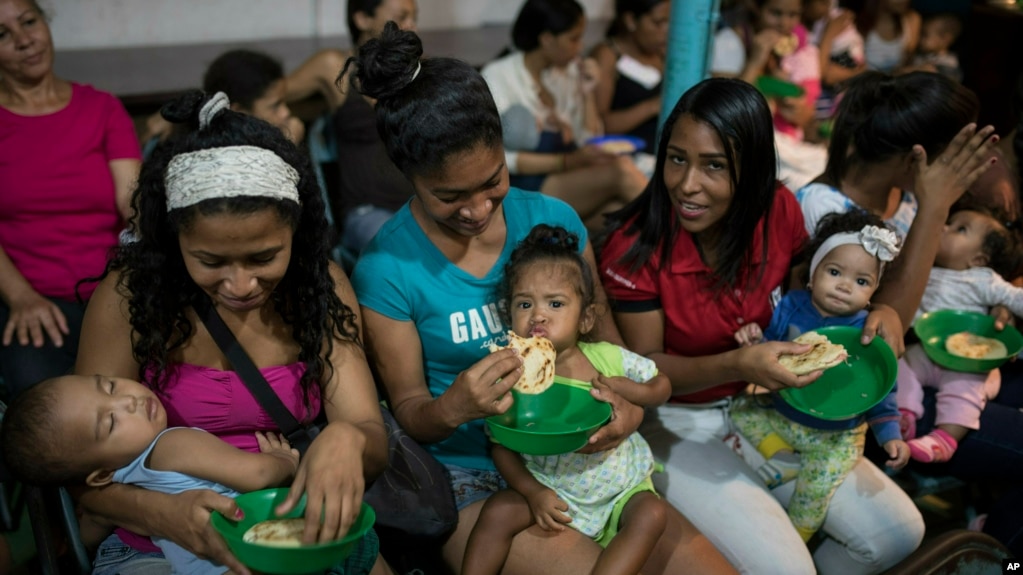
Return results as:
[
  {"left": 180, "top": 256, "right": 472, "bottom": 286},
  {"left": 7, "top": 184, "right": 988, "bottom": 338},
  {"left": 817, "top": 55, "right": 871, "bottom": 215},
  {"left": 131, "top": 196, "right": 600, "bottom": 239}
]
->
[
  {"left": 349, "top": 21, "right": 736, "bottom": 575},
  {"left": 74, "top": 91, "right": 388, "bottom": 575}
]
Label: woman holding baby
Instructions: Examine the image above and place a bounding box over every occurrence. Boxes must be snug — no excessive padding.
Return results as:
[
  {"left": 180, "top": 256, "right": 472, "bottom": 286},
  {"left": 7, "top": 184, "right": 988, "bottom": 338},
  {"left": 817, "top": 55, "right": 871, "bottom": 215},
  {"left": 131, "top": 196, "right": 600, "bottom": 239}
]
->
[{"left": 72, "top": 90, "right": 389, "bottom": 575}]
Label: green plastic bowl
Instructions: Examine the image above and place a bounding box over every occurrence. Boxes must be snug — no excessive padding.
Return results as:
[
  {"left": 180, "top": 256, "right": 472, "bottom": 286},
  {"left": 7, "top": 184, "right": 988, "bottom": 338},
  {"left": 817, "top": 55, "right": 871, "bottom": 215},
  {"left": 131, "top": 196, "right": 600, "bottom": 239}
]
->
[
  {"left": 210, "top": 488, "right": 375, "bottom": 575},
  {"left": 756, "top": 75, "right": 805, "bottom": 99},
  {"left": 779, "top": 326, "right": 897, "bottom": 421},
  {"left": 486, "top": 383, "right": 612, "bottom": 456},
  {"left": 914, "top": 309, "right": 1023, "bottom": 373}
]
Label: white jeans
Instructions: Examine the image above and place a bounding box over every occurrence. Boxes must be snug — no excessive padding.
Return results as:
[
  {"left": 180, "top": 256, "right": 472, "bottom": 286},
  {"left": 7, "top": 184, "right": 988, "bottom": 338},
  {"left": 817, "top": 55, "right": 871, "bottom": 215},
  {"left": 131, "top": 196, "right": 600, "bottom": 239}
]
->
[{"left": 643, "top": 401, "right": 924, "bottom": 575}]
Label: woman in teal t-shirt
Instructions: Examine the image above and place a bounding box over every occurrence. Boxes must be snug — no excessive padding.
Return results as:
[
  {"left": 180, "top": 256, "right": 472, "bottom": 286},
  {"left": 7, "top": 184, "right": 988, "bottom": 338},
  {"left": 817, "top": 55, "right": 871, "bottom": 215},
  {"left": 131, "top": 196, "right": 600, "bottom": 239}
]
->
[{"left": 348, "top": 22, "right": 736, "bottom": 575}]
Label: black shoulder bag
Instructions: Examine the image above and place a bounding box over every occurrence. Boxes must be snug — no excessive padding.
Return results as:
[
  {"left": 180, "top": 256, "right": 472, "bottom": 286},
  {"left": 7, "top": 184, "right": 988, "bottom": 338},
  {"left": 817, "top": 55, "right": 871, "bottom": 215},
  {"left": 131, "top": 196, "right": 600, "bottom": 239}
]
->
[{"left": 197, "top": 298, "right": 458, "bottom": 539}]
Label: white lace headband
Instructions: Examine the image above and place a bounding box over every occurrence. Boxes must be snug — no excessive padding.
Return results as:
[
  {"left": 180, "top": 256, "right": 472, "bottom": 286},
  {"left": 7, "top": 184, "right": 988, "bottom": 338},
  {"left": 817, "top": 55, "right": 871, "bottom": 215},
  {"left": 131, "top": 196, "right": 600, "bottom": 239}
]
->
[
  {"left": 165, "top": 145, "right": 300, "bottom": 211},
  {"left": 809, "top": 225, "right": 900, "bottom": 280}
]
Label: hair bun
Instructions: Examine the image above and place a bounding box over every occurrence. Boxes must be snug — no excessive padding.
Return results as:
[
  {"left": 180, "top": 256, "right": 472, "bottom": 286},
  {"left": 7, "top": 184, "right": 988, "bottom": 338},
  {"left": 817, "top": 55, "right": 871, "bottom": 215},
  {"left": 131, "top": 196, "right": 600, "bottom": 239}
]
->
[
  {"left": 523, "top": 224, "right": 580, "bottom": 253},
  {"left": 160, "top": 90, "right": 205, "bottom": 125},
  {"left": 351, "top": 21, "right": 423, "bottom": 101}
]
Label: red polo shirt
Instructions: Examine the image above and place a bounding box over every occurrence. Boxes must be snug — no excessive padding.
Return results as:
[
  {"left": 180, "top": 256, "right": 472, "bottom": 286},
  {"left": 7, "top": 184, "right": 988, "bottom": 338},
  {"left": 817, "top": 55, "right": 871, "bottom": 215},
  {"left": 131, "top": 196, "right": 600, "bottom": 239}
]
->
[{"left": 600, "top": 186, "right": 808, "bottom": 403}]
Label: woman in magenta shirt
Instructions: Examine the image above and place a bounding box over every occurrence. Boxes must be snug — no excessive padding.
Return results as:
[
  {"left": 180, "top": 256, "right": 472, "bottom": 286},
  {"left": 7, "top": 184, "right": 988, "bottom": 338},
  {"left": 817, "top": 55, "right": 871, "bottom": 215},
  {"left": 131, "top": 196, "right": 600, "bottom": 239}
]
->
[{"left": 0, "top": 0, "right": 140, "bottom": 398}]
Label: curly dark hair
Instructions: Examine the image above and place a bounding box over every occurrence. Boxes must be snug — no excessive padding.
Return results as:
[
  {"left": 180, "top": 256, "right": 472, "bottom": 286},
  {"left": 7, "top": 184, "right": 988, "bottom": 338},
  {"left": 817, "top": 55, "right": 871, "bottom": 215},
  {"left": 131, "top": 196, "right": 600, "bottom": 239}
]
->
[
  {"left": 498, "top": 224, "right": 596, "bottom": 329},
  {"left": 107, "top": 90, "right": 359, "bottom": 399},
  {"left": 1, "top": 377, "right": 87, "bottom": 486},
  {"left": 798, "top": 210, "right": 895, "bottom": 285}
]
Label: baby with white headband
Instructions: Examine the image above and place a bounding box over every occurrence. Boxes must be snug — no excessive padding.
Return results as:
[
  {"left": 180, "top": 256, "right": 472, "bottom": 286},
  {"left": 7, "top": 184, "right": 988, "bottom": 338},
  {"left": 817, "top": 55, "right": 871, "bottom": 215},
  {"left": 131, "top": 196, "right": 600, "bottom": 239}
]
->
[{"left": 730, "top": 210, "right": 909, "bottom": 544}]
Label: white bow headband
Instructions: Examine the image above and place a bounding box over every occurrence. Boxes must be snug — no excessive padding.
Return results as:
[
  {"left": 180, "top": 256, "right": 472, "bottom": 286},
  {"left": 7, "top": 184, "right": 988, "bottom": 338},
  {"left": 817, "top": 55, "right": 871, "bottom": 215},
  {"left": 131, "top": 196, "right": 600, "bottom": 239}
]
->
[
  {"left": 809, "top": 225, "right": 900, "bottom": 280},
  {"left": 164, "top": 93, "right": 301, "bottom": 211}
]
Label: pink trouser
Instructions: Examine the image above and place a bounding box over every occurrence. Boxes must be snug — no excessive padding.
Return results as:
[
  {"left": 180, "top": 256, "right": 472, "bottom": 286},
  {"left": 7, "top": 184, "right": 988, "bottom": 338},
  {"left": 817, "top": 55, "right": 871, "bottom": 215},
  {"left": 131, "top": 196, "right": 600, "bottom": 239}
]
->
[{"left": 896, "top": 344, "right": 1001, "bottom": 430}]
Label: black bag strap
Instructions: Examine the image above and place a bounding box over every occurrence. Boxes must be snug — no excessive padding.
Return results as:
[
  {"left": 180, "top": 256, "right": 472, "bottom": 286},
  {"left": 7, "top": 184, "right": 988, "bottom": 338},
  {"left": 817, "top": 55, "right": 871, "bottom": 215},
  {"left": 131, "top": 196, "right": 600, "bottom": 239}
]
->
[{"left": 195, "top": 296, "right": 303, "bottom": 437}]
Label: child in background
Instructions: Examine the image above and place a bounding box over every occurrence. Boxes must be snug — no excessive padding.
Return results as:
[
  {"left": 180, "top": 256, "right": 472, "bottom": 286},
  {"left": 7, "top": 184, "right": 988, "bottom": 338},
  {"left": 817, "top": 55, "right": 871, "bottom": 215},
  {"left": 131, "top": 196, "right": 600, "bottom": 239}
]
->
[
  {"left": 802, "top": 0, "right": 865, "bottom": 120},
  {"left": 909, "top": 12, "right": 963, "bottom": 82},
  {"left": 897, "top": 200, "right": 1023, "bottom": 463},
  {"left": 461, "top": 224, "right": 673, "bottom": 575},
  {"left": 0, "top": 374, "right": 300, "bottom": 575},
  {"left": 732, "top": 211, "right": 910, "bottom": 543}
]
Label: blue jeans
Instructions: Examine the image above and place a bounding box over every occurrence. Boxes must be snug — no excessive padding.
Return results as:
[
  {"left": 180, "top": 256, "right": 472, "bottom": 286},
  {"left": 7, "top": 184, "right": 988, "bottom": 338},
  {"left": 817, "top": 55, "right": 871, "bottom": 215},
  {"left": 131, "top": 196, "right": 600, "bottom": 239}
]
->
[
  {"left": 91, "top": 530, "right": 380, "bottom": 575},
  {"left": 0, "top": 297, "right": 84, "bottom": 401}
]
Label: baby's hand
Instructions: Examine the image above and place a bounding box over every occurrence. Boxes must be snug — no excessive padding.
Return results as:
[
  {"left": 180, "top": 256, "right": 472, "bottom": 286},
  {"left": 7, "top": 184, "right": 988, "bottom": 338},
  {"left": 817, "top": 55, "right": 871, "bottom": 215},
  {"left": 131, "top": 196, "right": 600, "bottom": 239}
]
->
[
  {"left": 734, "top": 323, "right": 764, "bottom": 347},
  {"left": 526, "top": 488, "right": 572, "bottom": 532},
  {"left": 884, "top": 439, "right": 911, "bottom": 470},
  {"left": 256, "top": 431, "right": 300, "bottom": 473}
]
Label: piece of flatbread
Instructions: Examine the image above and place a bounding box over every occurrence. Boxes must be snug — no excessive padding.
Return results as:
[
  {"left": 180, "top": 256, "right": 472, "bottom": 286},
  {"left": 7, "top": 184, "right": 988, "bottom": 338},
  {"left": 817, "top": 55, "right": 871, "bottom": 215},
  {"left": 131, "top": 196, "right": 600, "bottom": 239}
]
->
[
  {"left": 945, "top": 332, "right": 1008, "bottom": 359},
  {"left": 243, "top": 518, "right": 305, "bottom": 548},
  {"left": 489, "top": 331, "right": 556, "bottom": 394},
  {"left": 773, "top": 34, "right": 799, "bottom": 57},
  {"left": 778, "top": 332, "right": 848, "bottom": 375},
  {"left": 597, "top": 140, "right": 637, "bottom": 155}
]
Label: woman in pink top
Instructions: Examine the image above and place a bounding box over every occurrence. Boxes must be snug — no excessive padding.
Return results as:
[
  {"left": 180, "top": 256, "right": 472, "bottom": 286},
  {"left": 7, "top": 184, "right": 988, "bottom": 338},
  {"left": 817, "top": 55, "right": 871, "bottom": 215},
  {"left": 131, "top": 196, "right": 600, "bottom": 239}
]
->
[
  {"left": 74, "top": 91, "right": 389, "bottom": 575},
  {"left": 0, "top": 0, "right": 141, "bottom": 398}
]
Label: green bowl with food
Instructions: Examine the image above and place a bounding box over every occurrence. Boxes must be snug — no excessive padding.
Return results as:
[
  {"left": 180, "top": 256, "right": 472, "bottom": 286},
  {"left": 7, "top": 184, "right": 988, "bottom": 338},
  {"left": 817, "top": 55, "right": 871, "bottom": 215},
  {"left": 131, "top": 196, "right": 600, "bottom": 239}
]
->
[
  {"left": 487, "top": 382, "right": 612, "bottom": 456},
  {"left": 210, "top": 488, "right": 375, "bottom": 575},
  {"left": 914, "top": 309, "right": 1023, "bottom": 373},
  {"left": 779, "top": 326, "right": 897, "bottom": 420}
]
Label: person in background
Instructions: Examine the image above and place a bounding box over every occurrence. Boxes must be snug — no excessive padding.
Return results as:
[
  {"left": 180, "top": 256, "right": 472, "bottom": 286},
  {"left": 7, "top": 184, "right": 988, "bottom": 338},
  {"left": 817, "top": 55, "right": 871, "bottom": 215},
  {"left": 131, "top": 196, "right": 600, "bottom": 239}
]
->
[
  {"left": 590, "top": 0, "right": 669, "bottom": 154},
  {"left": 802, "top": 0, "right": 865, "bottom": 121},
  {"left": 0, "top": 0, "right": 141, "bottom": 400},
  {"left": 482, "top": 0, "right": 648, "bottom": 231},
  {"left": 907, "top": 12, "right": 963, "bottom": 83},
  {"left": 857, "top": 0, "right": 920, "bottom": 74},
  {"left": 711, "top": 0, "right": 821, "bottom": 141},
  {"left": 142, "top": 49, "right": 305, "bottom": 148},
  {"left": 349, "top": 22, "right": 736, "bottom": 575},
  {"left": 285, "top": 0, "right": 417, "bottom": 256}
]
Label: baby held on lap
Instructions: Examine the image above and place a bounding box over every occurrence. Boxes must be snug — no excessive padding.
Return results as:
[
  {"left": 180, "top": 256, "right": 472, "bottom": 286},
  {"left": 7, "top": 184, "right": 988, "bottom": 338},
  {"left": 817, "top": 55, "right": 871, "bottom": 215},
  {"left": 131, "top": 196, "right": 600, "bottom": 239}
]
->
[{"left": 0, "top": 374, "right": 300, "bottom": 575}]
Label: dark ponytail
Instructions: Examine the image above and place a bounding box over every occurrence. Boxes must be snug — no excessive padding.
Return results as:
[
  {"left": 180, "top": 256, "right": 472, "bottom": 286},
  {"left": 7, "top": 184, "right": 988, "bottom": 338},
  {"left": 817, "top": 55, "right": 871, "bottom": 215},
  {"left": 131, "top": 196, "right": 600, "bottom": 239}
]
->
[
  {"left": 825, "top": 71, "right": 979, "bottom": 184},
  {"left": 341, "top": 22, "right": 503, "bottom": 179}
]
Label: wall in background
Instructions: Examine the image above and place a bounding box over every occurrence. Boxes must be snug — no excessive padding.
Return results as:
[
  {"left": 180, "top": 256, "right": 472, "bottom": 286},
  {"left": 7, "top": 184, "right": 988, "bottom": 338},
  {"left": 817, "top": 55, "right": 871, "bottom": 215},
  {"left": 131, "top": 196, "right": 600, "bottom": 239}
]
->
[{"left": 46, "top": 0, "right": 613, "bottom": 50}]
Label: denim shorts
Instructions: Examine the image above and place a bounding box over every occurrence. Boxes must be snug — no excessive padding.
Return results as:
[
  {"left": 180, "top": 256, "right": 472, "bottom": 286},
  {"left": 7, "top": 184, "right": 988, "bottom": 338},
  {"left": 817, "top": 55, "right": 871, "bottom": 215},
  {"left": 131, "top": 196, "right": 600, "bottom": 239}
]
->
[
  {"left": 92, "top": 534, "right": 172, "bottom": 575},
  {"left": 446, "top": 464, "right": 507, "bottom": 511},
  {"left": 91, "top": 529, "right": 380, "bottom": 575}
]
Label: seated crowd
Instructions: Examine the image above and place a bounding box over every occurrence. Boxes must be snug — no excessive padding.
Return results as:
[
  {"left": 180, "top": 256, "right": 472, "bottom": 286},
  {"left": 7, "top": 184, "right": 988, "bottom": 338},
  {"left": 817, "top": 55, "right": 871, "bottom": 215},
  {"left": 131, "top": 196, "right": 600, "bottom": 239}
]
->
[{"left": 0, "top": 0, "right": 1020, "bottom": 574}]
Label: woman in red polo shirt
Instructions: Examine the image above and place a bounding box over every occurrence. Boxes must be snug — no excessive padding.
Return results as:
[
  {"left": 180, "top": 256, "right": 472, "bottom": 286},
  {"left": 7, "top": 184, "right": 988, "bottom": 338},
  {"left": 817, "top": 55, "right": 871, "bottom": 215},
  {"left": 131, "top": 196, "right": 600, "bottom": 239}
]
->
[{"left": 599, "top": 77, "right": 922, "bottom": 575}]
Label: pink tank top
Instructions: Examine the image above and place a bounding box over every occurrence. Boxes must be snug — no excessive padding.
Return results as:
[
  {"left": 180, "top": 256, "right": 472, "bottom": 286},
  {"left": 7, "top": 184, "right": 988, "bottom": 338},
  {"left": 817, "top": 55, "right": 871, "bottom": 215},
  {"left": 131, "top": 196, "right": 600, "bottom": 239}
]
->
[{"left": 118, "top": 362, "right": 319, "bottom": 553}]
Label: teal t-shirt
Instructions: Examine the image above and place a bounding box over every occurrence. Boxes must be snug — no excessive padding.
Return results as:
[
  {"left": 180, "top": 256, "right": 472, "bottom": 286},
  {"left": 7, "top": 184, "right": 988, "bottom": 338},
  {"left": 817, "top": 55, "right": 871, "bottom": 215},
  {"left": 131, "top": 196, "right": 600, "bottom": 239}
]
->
[{"left": 352, "top": 188, "right": 588, "bottom": 470}]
